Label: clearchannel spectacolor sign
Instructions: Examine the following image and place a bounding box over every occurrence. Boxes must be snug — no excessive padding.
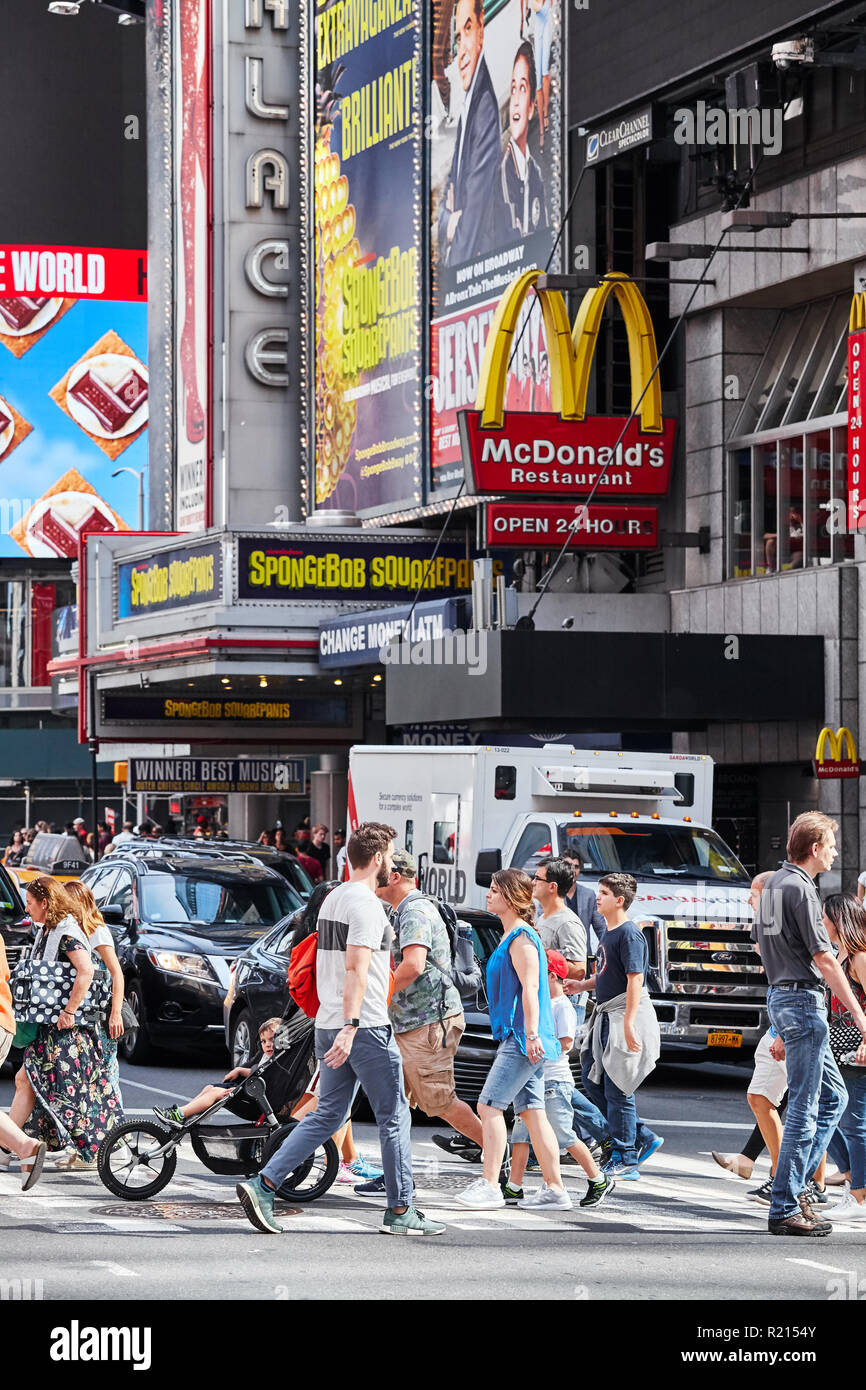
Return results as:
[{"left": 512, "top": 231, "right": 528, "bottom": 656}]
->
[
  {"left": 458, "top": 269, "right": 676, "bottom": 501},
  {"left": 585, "top": 104, "right": 654, "bottom": 164}
]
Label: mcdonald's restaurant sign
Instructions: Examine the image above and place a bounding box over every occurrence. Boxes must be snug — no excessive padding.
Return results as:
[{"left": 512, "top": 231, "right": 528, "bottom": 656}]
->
[
  {"left": 458, "top": 270, "right": 676, "bottom": 500},
  {"left": 848, "top": 292, "right": 866, "bottom": 533},
  {"left": 814, "top": 726, "right": 860, "bottom": 779}
]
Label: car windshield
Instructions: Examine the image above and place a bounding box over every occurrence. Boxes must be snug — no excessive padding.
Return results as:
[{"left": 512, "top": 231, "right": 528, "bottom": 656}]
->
[
  {"left": 140, "top": 874, "right": 300, "bottom": 927},
  {"left": 556, "top": 823, "right": 750, "bottom": 883}
]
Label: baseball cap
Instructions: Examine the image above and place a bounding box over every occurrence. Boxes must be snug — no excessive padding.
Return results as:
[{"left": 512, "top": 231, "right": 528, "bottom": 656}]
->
[
  {"left": 72, "top": 817, "right": 85, "bottom": 826},
  {"left": 546, "top": 949, "right": 568, "bottom": 979},
  {"left": 391, "top": 848, "right": 417, "bottom": 879}
]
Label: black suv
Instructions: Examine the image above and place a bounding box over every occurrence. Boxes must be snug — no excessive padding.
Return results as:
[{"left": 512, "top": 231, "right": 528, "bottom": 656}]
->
[
  {"left": 225, "top": 906, "right": 584, "bottom": 1101},
  {"left": 81, "top": 851, "right": 303, "bottom": 1063},
  {"left": 108, "top": 838, "right": 315, "bottom": 902}
]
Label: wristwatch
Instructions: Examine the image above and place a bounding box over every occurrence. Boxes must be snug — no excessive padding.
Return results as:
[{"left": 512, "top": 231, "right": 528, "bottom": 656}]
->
[
  {"left": 344, "top": 1018, "right": 360, "bottom": 1028},
  {"left": 526, "top": 1032, "right": 539, "bottom": 1042}
]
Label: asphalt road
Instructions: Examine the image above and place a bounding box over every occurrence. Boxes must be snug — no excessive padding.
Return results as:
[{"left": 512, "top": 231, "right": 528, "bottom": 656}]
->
[{"left": 2, "top": 1052, "right": 865, "bottom": 1304}]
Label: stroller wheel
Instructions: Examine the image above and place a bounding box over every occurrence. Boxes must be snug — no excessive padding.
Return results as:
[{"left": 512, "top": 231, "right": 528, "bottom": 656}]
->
[
  {"left": 97, "top": 1119, "right": 178, "bottom": 1200},
  {"left": 260, "top": 1119, "right": 340, "bottom": 1203}
]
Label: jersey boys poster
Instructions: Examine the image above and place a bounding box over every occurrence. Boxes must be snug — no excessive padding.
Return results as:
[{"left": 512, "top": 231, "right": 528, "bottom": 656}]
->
[
  {"left": 313, "top": 0, "right": 423, "bottom": 517},
  {"left": 429, "top": 0, "right": 562, "bottom": 494}
]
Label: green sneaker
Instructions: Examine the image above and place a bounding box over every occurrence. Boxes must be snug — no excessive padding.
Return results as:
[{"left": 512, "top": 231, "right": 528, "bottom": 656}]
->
[
  {"left": 153, "top": 1104, "right": 184, "bottom": 1129},
  {"left": 236, "top": 1176, "right": 283, "bottom": 1234},
  {"left": 503, "top": 1182, "right": 524, "bottom": 1205},
  {"left": 381, "top": 1205, "right": 446, "bottom": 1236}
]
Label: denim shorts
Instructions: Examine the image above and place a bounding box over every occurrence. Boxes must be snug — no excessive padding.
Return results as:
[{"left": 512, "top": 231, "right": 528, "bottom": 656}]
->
[
  {"left": 512, "top": 1079, "right": 577, "bottom": 1147},
  {"left": 479, "top": 1034, "right": 545, "bottom": 1113}
]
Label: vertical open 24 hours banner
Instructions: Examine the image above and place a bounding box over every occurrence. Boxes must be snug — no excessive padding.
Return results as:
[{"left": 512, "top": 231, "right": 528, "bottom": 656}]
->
[
  {"left": 429, "top": 0, "right": 562, "bottom": 496},
  {"left": 313, "top": 0, "right": 423, "bottom": 517}
]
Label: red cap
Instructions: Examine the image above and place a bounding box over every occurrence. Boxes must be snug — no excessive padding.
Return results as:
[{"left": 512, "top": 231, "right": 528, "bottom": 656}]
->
[{"left": 546, "top": 949, "right": 568, "bottom": 979}]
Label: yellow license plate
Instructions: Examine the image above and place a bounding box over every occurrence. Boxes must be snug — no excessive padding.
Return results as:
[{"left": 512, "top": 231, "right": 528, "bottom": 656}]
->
[{"left": 708, "top": 1030, "right": 742, "bottom": 1047}]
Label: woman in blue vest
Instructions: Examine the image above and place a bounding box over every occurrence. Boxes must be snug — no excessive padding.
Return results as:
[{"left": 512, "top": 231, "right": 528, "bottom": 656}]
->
[{"left": 457, "top": 867, "right": 570, "bottom": 1210}]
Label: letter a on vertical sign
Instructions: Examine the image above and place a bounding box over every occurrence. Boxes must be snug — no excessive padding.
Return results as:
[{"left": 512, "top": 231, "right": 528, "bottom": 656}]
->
[
  {"left": 457, "top": 270, "right": 677, "bottom": 500},
  {"left": 849, "top": 293, "right": 866, "bottom": 533}
]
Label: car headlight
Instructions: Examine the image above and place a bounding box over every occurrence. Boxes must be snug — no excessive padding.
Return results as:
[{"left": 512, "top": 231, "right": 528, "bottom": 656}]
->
[{"left": 147, "top": 950, "right": 216, "bottom": 980}]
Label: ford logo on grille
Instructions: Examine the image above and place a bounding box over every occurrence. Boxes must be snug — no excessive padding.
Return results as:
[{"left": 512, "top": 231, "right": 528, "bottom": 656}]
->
[{"left": 711, "top": 951, "right": 737, "bottom": 964}]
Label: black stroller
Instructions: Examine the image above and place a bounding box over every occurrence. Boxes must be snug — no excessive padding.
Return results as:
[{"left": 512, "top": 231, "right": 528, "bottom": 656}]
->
[{"left": 97, "top": 1011, "right": 339, "bottom": 1202}]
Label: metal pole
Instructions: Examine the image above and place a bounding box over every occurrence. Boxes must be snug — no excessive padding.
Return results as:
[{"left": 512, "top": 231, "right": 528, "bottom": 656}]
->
[
  {"left": 89, "top": 670, "right": 100, "bottom": 863},
  {"left": 138, "top": 472, "right": 145, "bottom": 531},
  {"left": 24, "top": 781, "right": 30, "bottom": 829}
]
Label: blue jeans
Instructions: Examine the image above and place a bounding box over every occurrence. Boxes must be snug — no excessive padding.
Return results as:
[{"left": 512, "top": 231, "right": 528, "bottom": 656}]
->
[
  {"left": 766, "top": 986, "right": 847, "bottom": 1220},
  {"left": 579, "top": 1015, "right": 658, "bottom": 1166},
  {"left": 827, "top": 1124, "right": 851, "bottom": 1176},
  {"left": 479, "top": 1034, "right": 545, "bottom": 1113},
  {"left": 838, "top": 1071, "right": 866, "bottom": 1190},
  {"left": 260, "top": 1025, "right": 414, "bottom": 1209}
]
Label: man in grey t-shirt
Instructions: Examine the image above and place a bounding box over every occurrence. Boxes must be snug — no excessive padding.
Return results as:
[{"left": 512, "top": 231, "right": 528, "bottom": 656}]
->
[
  {"left": 753, "top": 812, "right": 866, "bottom": 1236},
  {"left": 237, "top": 822, "right": 445, "bottom": 1239},
  {"left": 532, "top": 858, "right": 586, "bottom": 980}
]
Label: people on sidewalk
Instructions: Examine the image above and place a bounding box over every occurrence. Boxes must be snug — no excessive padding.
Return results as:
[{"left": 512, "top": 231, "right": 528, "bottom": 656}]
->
[
  {"left": 753, "top": 812, "right": 866, "bottom": 1236},
  {"left": 457, "top": 868, "right": 570, "bottom": 1210},
  {"left": 571, "top": 873, "right": 662, "bottom": 1179},
  {"left": 506, "top": 950, "right": 614, "bottom": 1209},
  {"left": 236, "top": 822, "right": 444, "bottom": 1237}
]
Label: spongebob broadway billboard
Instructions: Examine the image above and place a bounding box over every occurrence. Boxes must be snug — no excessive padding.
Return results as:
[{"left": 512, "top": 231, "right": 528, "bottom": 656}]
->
[{"left": 312, "top": 0, "right": 424, "bottom": 518}]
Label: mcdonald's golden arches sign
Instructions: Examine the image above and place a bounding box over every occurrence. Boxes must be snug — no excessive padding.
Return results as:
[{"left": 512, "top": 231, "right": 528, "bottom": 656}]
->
[
  {"left": 814, "top": 726, "right": 860, "bottom": 779},
  {"left": 458, "top": 269, "right": 676, "bottom": 499}
]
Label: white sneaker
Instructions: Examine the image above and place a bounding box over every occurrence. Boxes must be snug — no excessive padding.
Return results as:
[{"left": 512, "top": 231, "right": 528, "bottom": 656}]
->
[
  {"left": 456, "top": 1176, "right": 505, "bottom": 1209},
  {"left": 831, "top": 1190, "right": 866, "bottom": 1220},
  {"left": 0, "top": 1148, "right": 16, "bottom": 1170},
  {"left": 523, "top": 1183, "right": 573, "bottom": 1210}
]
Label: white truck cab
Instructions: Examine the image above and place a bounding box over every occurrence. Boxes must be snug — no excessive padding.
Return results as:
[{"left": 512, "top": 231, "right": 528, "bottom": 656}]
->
[{"left": 349, "top": 744, "right": 766, "bottom": 1058}]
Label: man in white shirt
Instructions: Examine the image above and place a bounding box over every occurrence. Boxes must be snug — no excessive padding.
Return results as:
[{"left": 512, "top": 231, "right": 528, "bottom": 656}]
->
[
  {"left": 237, "top": 822, "right": 445, "bottom": 1237},
  {"left": 111, "top": 822, "right": 136, "bottom": 847}
]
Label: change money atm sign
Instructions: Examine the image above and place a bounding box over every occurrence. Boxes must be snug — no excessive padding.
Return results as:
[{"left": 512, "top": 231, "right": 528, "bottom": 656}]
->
[{"left": 458, "top": 269, "right": 676, "bottom": 499}]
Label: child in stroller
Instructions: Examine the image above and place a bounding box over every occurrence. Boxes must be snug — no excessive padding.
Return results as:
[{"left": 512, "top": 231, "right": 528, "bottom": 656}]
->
[{"left": 153, "top": 1016, "right": 285, "bottom": 1128}]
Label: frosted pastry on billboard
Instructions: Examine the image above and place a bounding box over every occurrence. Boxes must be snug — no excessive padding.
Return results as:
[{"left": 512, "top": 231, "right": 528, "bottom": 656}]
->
[
  {"left": 0, "top": 391, "right": 33, "bottom": 461},
  {"left": 50, "top": 329, "right": 149, "bottom": 459},
  {"left": 9, "top": 467, "right": 129, "bottom": 559}
]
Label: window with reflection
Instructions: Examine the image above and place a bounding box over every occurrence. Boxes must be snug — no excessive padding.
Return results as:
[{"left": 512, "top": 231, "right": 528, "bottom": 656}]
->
[{"left": 726, "top": 294, "right": 853, "bottom": 579}]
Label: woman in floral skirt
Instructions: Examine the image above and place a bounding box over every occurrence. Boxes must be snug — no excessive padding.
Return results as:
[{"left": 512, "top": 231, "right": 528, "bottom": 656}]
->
[
  {"left": 65, "top": 879, "right": 125, "bottom": 1109},
  {"left": 21, "top": 876, "right": 121, "bottom": 1171}
]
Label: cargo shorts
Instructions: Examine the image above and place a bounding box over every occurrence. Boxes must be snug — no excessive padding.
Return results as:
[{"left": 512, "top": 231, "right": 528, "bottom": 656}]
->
[{"left": 393, "top": 1013, "right": 465, "bottom": 1116}]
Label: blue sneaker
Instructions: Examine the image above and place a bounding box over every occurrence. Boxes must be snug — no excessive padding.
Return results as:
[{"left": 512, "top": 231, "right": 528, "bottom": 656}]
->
[
  {"left": 236, "top": 1175, "right": 283, "bottom": 1234},
  {"left": 636, "top": 1135, "right": 664, "bottom": 1166},
  {"left": 603, "top": 1152, "right": 641, "bottom": 1180},
  {"left": 348, "top": 1156, "right": 384, "bottom": 1181}
]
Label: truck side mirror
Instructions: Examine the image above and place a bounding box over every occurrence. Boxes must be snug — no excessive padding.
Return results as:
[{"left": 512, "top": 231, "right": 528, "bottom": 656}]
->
[{"left": 475, "top": 849, "right": 502, "bottom": 887}]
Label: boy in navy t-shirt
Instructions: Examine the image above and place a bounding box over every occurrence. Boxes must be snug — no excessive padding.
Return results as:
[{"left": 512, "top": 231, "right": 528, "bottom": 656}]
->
[{"left": 572, "top": 873, "right": 663, "bottom": 1178}]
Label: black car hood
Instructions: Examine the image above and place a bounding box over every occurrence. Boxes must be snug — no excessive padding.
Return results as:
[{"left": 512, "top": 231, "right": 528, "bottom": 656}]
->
[{"left": 141, "top": 921, "right": 274, "bottom": 954}]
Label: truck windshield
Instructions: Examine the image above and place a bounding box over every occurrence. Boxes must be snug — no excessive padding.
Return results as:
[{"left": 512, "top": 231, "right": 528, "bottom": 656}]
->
[{"left": 557, "top": 823, "right": 750, "bottom": 883}]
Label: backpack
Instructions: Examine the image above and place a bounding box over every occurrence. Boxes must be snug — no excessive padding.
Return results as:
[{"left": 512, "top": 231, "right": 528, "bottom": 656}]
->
[
  {"left": 287, "top": 929, "right": 397, "bottom": 1020},
  {"left": 395, "top": 894, "right": 483, "bottom": 1001},
  {"left": 287, "top": 931, "right": 320, "bottom": 1018}
]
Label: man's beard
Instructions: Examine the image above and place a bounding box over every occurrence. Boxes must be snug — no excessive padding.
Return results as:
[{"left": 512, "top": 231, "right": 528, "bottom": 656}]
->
[{"left": 376, "top": 861, "right": 390, "bottom": 888}]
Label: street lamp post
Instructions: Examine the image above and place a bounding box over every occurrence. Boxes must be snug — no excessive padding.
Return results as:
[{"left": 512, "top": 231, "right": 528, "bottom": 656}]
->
[{"left": 111, "top": 466, "right": 146, "bottom": 530}]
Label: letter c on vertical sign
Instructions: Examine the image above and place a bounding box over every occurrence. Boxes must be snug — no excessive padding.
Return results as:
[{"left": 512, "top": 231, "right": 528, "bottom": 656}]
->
[
  {"left": 246, "top": 150, "right": 290, "bottom": 209},
  {"left": 245, "top": 329, "right": 290, "bottom": 387},
  {"left": 244, "top": 240, "right": 290, "bottom": 297},
  {"left": 245, "top": 56, "right": 289, "bottom": 121},
  {"left": 245, "top": 0, "right": 289, "bottom": 28}
]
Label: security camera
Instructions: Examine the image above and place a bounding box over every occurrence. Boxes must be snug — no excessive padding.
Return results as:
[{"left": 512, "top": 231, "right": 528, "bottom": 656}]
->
[
  {"left": 771, "top": 37, "right": 814, "bottom": 69},
  {"left": 561, "top": 616, "right": 575, "bottom": 630}
]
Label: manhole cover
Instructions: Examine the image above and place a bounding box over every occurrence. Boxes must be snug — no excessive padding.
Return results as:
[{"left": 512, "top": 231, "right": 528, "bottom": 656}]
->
[
  {"left": 415, "top": 1174, "right": 479, "bottom": 1194},
  {"left": 95, "top": 1200, "right": 301, "bottom": 1221}
]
